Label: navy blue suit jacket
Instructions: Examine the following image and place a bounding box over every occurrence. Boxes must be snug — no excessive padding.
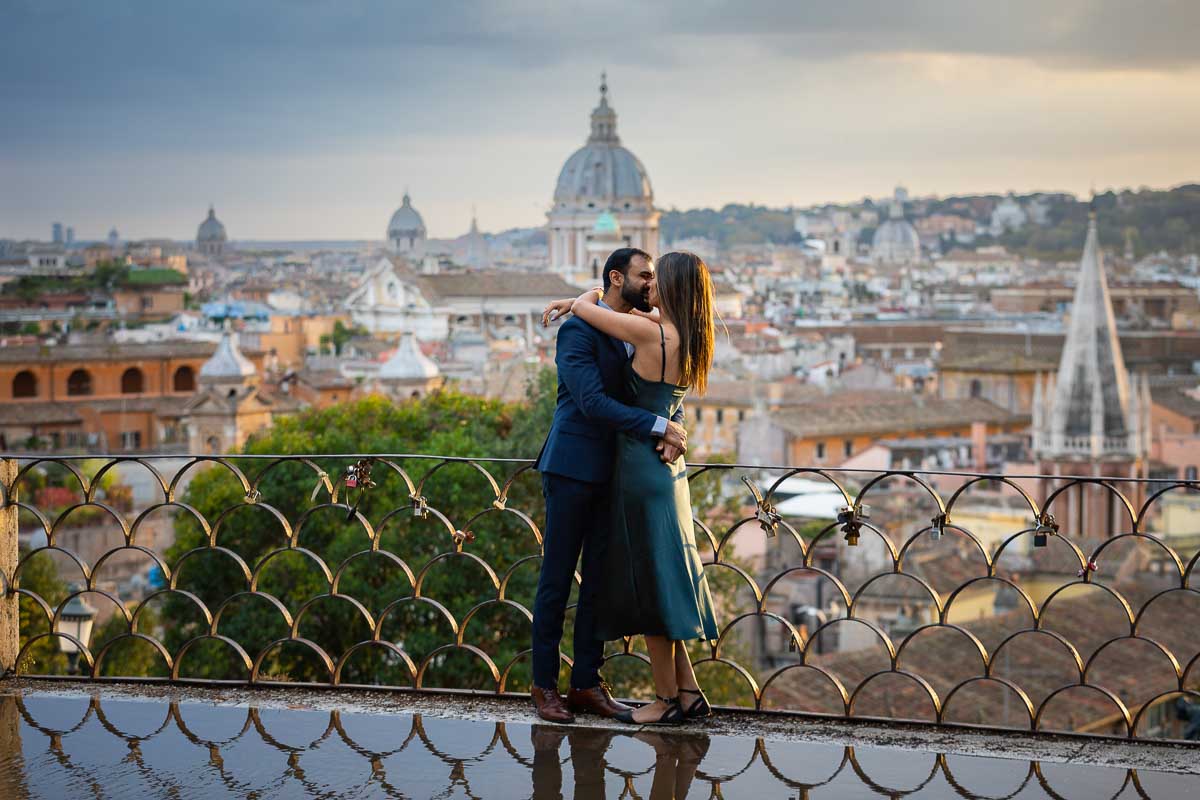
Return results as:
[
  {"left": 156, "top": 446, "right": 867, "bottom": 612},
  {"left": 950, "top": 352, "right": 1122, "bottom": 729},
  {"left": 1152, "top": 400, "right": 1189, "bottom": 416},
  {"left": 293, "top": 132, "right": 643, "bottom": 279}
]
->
[{"left": 536, "top": 316, "right": 685, "bottom": 484}]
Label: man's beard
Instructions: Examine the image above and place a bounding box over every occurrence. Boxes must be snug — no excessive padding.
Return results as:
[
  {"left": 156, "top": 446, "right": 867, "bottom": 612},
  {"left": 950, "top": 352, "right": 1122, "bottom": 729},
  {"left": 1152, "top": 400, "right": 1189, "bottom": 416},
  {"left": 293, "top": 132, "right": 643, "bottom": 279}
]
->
[{"left": 621, "top": 282, "right": 651, "bottom": 312}]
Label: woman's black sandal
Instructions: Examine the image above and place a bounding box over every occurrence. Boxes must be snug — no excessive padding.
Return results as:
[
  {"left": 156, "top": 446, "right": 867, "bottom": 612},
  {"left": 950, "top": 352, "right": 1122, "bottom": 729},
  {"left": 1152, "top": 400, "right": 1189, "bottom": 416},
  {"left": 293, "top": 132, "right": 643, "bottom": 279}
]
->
[
  {"left": 614, "top": 695, "right": 685, "bottom": 725},
  {"left": 679, "top": 687, "right": 712, "bottom": 719}
]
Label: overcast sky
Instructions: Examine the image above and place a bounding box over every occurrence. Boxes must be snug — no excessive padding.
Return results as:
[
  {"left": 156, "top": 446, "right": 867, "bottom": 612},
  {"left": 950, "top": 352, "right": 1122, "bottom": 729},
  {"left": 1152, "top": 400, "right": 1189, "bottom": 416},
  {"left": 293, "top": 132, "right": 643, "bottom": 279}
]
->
[{"left": 3, "top": 1, "right": 1199, "bottom": 241}]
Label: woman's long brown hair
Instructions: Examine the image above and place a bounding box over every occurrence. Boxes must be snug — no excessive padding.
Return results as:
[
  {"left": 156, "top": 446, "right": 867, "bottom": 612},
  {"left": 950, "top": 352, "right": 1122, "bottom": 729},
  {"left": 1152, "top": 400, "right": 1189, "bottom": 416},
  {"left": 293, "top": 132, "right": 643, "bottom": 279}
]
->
[{"left": 654, "top": 251, "right": 715, "bottom": 395}]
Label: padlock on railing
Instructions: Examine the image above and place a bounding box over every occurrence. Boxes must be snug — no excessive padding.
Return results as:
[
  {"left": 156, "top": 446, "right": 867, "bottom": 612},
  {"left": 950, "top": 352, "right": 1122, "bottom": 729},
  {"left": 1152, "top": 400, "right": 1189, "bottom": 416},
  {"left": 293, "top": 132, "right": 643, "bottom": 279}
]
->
[
  {"left": 741, "top": 476, "right": 780, "bottom": 538},
  {"left": 837, "top": 503, "right": 870, "bottom": 547},
  {"left": 342, "top": 458, "right": 376, "bottom": 520},
  {"left": 411, "top": 494, "right": 429, "bottom": 518},
  {"left": 930, "top": 511, "right": 950, "bottom": 541},
  {"left": 1033, "top": 511, "right": 1059, "bottom": 548}
]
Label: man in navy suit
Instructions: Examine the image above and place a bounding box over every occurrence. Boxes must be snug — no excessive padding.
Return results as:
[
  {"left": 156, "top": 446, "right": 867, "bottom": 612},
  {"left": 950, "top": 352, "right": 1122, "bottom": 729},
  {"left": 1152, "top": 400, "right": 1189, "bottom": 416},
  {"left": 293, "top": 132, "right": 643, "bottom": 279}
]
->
[{"left": 531, "top": 248, "right": 688, "bottom": 723}]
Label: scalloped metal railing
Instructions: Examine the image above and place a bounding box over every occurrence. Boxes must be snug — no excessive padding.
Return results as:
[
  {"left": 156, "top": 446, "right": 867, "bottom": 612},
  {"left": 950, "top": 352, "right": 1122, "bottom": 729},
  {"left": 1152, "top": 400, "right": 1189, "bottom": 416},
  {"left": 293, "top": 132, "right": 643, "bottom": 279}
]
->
[{"left": 2, "top": 453, "right": 1199, "bottom": 742}]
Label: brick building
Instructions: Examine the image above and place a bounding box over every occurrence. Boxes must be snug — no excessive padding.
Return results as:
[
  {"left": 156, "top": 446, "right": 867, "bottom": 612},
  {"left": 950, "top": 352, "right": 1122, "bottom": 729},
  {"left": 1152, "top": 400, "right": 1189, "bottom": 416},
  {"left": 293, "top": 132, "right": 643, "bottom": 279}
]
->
[{"left": 0, "top": 340, "right": 216, "bottom": 451}]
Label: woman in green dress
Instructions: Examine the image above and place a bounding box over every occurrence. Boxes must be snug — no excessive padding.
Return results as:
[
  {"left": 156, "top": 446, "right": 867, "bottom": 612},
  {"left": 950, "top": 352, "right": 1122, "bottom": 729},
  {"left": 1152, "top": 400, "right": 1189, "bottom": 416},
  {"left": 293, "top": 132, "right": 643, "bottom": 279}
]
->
[{"left": 569, "top": 251, "right": 720, "bottom": 725}]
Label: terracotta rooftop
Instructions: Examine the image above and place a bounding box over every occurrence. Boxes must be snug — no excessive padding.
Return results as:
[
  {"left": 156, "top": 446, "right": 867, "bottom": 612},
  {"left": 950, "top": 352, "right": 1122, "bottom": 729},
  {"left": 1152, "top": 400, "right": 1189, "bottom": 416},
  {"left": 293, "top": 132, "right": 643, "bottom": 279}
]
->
[
  {"left": 1150, "top": 382, "right": 1200, "bottom": 422},
  {"left": 0, "top": 340, "right": 216, "bottom": 364},
  {"left": 938, "top": 351, "right": 1058, "bottom": 373},
  {"left": 419, "top": 271, "right": 581, "bottom": 300},
  {"left": 768, "top": 393, "right": 1021, "bottom": 439}
]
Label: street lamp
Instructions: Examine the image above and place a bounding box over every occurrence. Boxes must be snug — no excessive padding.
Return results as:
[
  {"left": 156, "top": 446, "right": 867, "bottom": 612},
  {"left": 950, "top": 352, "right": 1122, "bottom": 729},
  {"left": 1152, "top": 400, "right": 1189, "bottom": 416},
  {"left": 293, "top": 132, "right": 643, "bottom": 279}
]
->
[{"left": 56, "top": 586, "right": 97, "bottom": 676}]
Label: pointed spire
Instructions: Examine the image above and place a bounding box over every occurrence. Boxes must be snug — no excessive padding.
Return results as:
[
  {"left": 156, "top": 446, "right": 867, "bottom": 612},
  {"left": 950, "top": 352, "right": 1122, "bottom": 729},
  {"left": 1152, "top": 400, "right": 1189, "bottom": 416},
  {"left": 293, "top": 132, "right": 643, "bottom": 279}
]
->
[{"left": 1038, "top": 213, "right": 1139, "bottom": 460}]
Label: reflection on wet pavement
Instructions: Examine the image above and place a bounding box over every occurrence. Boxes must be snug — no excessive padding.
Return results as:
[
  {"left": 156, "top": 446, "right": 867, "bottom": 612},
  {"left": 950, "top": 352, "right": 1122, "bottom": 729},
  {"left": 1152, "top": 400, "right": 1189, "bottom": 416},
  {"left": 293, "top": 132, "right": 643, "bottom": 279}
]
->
[{"left": 0, "top": 693, "right": 1197, "bottom": 799}]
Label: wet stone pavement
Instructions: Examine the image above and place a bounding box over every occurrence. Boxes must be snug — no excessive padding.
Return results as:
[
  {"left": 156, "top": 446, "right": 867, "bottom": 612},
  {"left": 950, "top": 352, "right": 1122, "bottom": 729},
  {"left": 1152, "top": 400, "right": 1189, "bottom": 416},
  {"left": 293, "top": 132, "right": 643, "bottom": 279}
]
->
[{"left": 0, "top": 682, "right": 1198, "bottom": 798}]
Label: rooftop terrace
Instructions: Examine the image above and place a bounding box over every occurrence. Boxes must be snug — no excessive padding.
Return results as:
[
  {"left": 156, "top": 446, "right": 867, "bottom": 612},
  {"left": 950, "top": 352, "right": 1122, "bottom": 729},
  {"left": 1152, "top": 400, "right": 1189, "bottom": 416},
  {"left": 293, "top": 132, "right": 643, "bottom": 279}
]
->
[
  {"left": 2, "top": 680, "right": 1197, "bottom": 798},
  {"left": 1, "top": 452, "right": 1198, "bottom": 795}
]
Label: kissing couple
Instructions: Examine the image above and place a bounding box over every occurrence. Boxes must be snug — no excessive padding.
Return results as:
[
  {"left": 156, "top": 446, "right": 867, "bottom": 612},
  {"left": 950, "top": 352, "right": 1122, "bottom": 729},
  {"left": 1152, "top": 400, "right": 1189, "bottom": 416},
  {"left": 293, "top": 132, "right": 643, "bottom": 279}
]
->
[{"left": 531, "top": 248, "right": 719, "bottom": 726}]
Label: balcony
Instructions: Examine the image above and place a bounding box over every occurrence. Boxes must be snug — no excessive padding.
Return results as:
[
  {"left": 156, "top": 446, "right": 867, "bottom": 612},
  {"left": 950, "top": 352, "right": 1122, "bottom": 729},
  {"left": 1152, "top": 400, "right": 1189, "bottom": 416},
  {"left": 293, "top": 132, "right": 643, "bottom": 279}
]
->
[{"left": 1, "top": 453, "right": 1198, "bottom": 794}]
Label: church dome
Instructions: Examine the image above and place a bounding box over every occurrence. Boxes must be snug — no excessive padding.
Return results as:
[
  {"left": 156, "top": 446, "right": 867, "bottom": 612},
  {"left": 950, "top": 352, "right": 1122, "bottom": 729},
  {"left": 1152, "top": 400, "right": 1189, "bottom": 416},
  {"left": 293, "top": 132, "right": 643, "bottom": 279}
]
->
[
  {"left": 872, "top": 203, "right": 920, "bottom": 263},
  {"left": 197, "top": 206, "right": 227, "bottom": 243},
  {"left": 387, "top": 193, "right": 426, "bottom": 240},
  {"left": 553, "top": 77, "right": 653, "bottom": 211},
  {"left": 379, "top": 333, "right": 439, "bottom": 380}
]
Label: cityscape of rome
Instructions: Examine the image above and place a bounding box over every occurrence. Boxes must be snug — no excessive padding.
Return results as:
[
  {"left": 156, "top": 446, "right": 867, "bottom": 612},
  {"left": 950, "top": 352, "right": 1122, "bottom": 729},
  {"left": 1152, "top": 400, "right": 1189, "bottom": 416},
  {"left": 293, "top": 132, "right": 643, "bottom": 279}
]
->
[{"left": 2, "top": 3, "right": 1200, "bottom": 795}]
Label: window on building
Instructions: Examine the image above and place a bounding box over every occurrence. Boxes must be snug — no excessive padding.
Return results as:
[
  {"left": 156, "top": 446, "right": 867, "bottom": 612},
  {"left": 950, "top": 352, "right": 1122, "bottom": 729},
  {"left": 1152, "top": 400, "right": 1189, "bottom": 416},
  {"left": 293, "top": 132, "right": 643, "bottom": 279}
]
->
[
  {"left": 695, "top": 407, "right": 703, "bottom": 423},
  {"left": 12, "top": 370, "right": 37, "bottom": 398},
  {"left": 844, "top": 440, "right": 853, "bottom": 458},
  {"left": 816, "top": 442, "right": 826, "bottom": 460},
  {"left": 120, "top": 431, "right": 142, "bottom": 450},
  {"left": 173, "top": 366, "right": 195, "bottom": 392},
  {"left": 716, "top": 409, "right": 724, "bottom": 424},
  {"left": 738, "top": 410, "right": 745, "bottom": 422},
  {"left": 66, "top": 369, "right": 93, "bottom": 396},
  {"left": 969, "top": 379, "right": 983, "bottom": 398},
  {"left": 120, "top": 367, "right": 144, "bottom": 394},
  {"left": 1186, "top": 466, "right": 1198, "bottom": 482}
]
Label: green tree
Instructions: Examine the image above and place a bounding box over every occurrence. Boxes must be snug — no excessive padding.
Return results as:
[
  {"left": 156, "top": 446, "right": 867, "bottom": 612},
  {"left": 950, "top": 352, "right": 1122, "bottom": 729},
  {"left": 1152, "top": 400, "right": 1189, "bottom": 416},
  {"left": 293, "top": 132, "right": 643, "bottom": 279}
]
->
[
  {"left": 163, "top": 389, "right": 552, "bottom": 688},
  {"left": 15, "top": 545, "right": 68, "bottom": 675},
  {"left": 91, "top": 603, "right": 165, "bottom": 677}
]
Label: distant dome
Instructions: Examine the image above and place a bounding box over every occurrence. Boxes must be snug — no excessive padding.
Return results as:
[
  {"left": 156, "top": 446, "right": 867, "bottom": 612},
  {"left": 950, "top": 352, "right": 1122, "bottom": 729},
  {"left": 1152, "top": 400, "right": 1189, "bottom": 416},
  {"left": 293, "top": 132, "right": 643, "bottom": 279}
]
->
[
  {"left": 387, "top": 193, "right": 427, "bottom": 255},
  {"left": 379, "top": 333, "right": 439, "bottom": 380},
  {"left": 388, "top": 193, "right": 426, "bottom": 239},
  {"left": 199, "top": 331, "right": 255, "bottom": 382},
  {"left": 553, "top": 77, "right": 653, "bottom": 211},
  {"left": 872, "top": 203, "right": 921, "bottom": 264},
  {"left": 197, "top": 206, "right": 227, "bottom": 243}
]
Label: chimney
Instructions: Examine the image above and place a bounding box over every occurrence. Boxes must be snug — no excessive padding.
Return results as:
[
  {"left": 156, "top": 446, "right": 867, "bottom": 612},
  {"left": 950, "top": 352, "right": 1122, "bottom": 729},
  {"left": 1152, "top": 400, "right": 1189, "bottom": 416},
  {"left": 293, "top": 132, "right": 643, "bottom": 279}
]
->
[{"left": 971, "top": 421, "right": 988, "bottom": 472}]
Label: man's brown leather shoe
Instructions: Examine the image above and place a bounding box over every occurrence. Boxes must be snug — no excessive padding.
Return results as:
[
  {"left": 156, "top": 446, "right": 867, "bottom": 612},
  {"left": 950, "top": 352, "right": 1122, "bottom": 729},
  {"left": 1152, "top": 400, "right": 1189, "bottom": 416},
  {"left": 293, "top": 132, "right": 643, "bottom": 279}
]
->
[
  {"left": 532, "top": 686, "right": 575, "bottom": 723},
  {"left": 566, "top": 683, "right": 633, "bottom": 718}
]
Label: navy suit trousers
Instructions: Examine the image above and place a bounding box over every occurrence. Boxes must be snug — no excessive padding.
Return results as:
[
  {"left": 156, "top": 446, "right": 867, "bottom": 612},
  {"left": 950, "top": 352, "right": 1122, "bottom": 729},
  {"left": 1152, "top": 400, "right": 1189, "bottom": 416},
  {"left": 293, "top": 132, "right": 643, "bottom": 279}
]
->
[{"left": 531, "top": 472, "right": 609, "bottom": 690}]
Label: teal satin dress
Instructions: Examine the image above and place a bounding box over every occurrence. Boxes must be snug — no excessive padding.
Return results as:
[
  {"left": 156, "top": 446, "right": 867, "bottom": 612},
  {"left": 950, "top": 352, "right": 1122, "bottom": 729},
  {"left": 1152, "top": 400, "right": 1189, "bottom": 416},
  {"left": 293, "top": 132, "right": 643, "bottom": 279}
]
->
[{"left": 594, "top": 354, "right": 720, "bottom": 643}]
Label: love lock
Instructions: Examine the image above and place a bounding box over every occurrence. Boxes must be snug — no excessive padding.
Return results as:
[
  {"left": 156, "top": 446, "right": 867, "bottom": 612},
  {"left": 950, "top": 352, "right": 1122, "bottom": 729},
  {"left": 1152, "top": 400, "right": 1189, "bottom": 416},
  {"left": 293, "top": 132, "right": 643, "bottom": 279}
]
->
[
  {"left": 343, "top": 458, "right": 376, "bottom": 520},
  {"left": 452, "top": 529, "right": 476, "bottom": 546},
  {"left": 411, "top": 494, "right": 429, "bottom": 518},
  {"left": 930, "top": 512, "right": 950, "bottom": 541},
  {"left": 837, "top": 503, "right": 870, "bottom": 547},
  {"left": 1077, "top": 559, "right": 1099, "bottom": 579},
  {"left": 741, "top": 476, "right": 780, "bottom": 537},
  {"left": 756, "top": 501, "right": 781, "bottom": 538},
  {"left": 1033, "top": 511, "right": 1059, "bottom": 548},
  {"left": 244, "top": 489, "right": 261, "bottom": 504}
]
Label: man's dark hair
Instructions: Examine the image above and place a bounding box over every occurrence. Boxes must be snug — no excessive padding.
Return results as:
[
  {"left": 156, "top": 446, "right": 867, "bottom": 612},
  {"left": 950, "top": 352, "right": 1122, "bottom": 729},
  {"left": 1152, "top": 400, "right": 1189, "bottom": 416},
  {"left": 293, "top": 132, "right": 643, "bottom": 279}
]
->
[{"left": 601, "top": 247, "right": 652, "bottom": 291}]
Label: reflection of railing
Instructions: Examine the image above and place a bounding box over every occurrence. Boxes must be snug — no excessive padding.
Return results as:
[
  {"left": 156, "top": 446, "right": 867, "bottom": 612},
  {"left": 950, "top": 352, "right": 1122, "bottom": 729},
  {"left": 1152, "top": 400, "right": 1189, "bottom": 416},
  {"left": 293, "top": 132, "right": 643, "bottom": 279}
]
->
[
  {"left": 2, "top": 453, "right": 1200, "bottom": 742},
  {"left": 6, "top": 693, "right": 1193, "bottom": 798}
]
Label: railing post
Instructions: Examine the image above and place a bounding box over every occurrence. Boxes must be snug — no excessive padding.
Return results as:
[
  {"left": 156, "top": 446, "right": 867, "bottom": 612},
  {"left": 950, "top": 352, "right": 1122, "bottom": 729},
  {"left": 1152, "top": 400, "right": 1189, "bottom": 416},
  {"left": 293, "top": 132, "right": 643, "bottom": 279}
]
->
[{"left": 0, "top": 458, "right": 17, "bottom": 677}]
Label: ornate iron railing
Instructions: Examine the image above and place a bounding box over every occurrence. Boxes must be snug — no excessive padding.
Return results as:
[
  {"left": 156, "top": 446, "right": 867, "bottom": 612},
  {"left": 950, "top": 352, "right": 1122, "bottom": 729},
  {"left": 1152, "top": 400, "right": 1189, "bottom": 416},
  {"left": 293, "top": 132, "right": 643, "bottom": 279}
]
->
[
  {"left": 6, "top": 693, "right": 1193, "bottom": 798},
  {"left": 2, "top": 453, "right": 1199, "bottom": 742}
]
